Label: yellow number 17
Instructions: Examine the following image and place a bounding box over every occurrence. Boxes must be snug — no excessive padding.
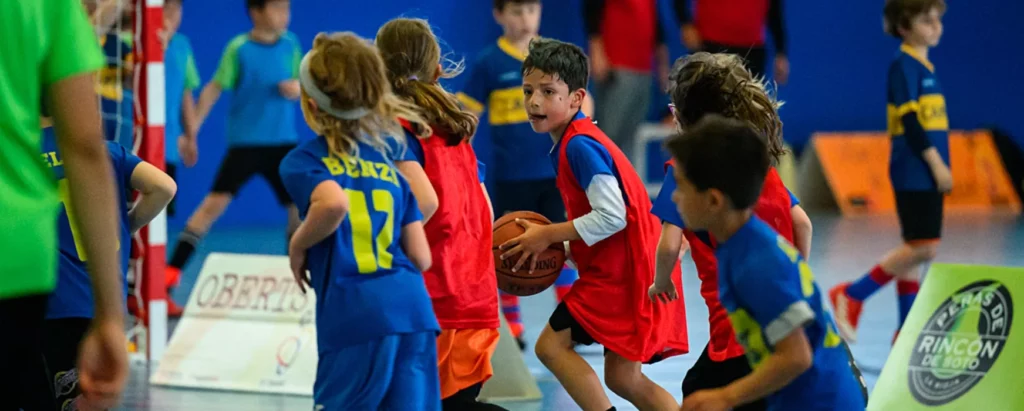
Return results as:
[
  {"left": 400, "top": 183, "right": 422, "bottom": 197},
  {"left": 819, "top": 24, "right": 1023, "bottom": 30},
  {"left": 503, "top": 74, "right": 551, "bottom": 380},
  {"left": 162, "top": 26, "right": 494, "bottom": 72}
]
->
[
  {"left": 57, "top": 179, "right": 119, "bottom": 261},
  {"left": 345, "top": 189, "right": 396, "bottom": 274}
]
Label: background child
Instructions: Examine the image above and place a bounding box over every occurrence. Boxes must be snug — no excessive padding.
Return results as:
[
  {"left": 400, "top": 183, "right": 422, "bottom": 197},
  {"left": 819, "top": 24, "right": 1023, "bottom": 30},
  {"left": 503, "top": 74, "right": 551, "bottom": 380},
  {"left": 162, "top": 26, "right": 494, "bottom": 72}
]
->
[
  {"left": 499, "top": 37, "right": 686, "bottom": 411},
  {"left": 647, "top": 52, "right": 812, "bottom": 410},
  {"left": 830, "top": 0, "right": 950, "bottom": 344},
  {"left": 667, "top": 115, "right": 865, "bottom": 411},
  {"left": 456, "top": 0, "right": 579, "bottom": 348},
  {"left": 166, "top": 0, "right": 302, "bottom": 316},
  {"left": 161, "top": 0, "right": 201, "bottom": 214},
  {"left": 40, "top": 127, "right": 176, "bottom": 410},
  {"left": 279, "top": 32, "right": 440, "bottom": 410},
  {"left": 376, "top": 18, "right": 507, "bottom": 411}
]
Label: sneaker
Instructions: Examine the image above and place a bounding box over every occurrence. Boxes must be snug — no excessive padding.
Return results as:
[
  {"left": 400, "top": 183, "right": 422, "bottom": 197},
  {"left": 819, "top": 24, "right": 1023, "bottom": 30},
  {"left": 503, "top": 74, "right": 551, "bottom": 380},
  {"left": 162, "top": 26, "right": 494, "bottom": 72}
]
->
[
  {"left": 829, "top": 282, "right": 863, "bottom": 343},
  {"left": 515, "top": 336, "right": 527, "bottom": 352}
]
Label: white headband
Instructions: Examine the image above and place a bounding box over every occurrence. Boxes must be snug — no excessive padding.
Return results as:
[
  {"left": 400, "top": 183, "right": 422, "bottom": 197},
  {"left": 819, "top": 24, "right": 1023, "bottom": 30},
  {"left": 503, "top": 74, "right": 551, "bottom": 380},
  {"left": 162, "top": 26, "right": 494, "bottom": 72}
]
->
[{"left": 299, "top": 50, "right": 371, "bottom": 120}]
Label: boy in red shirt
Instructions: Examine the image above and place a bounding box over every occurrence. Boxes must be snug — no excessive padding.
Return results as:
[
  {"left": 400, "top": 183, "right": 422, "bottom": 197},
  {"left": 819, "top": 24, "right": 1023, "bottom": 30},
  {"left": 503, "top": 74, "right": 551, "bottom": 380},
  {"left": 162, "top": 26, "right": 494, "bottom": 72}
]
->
[{"left": 499, "top": 38, "right": 688, "bottom": 411}]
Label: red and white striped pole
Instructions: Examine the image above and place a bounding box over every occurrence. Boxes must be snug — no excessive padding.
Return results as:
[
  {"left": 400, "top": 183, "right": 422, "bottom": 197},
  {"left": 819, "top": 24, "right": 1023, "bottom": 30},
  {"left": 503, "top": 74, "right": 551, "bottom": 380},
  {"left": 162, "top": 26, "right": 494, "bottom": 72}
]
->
[{"left": 135, "top": 0, "right": 168, "bottom": 362}]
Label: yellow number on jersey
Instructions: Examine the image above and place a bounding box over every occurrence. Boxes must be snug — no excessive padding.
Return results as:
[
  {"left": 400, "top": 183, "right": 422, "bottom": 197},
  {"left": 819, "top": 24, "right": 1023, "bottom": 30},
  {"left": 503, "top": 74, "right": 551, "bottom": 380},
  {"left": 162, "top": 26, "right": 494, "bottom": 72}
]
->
[
  {"left": 57, "top": 179, "right": 120, "bottom": 261},
  {"left": 345, "top": 189, "right": 396, "bottom": 274}
]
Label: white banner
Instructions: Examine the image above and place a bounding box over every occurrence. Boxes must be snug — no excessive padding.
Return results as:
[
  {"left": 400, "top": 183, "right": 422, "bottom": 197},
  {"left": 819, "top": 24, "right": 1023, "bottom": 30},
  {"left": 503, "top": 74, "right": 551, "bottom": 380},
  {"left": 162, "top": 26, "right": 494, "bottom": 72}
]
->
[{"left": 150, "top": 253, "right": 318, "bottom": 396}]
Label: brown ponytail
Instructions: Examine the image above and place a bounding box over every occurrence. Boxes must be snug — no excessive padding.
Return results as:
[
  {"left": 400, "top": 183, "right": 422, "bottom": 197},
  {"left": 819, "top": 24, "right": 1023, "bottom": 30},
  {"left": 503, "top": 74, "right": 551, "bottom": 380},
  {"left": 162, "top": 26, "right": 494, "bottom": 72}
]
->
[{"left": 376, "top": 18, "right": 478, "bottom": 145}]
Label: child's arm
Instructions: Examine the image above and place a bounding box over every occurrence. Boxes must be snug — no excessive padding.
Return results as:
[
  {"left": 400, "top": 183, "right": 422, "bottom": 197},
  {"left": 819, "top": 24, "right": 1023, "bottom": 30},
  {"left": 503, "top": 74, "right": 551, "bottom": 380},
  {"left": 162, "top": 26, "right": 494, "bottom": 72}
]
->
[
  {"left": 400, "top": 222, "right": 432, "bottom": 272},
  {"left": 685, "top": 328, "right": 814, "bottom": 410},
  {"left": 194, "top": 82, "right": 222, "bottom": 131},
  {"left": 179, "top": 91, "right": 200, "bottom": 166},
  {"left": 394, "top": 161, "right": 439, "bottom": 222},
  {"left": 481, "top": 183, "right": 494, "bottom": 222},
  {"left": 289, "top": 181, "right": 349, "bottom": 252},
  {"left": 48, "top": 74, "right": 124, "bottom": 323},
  {"left": 128, "top": 162, "right": 177, "bottom": 233},
  {"left": 651, "top": 223, "right": 687, "bottom": 302},
  {"left": 791, "top": 205, "right": 812, "bottom": 260},
  {"left": 500, "top": 138, "right": 625, "bottom": 271}
]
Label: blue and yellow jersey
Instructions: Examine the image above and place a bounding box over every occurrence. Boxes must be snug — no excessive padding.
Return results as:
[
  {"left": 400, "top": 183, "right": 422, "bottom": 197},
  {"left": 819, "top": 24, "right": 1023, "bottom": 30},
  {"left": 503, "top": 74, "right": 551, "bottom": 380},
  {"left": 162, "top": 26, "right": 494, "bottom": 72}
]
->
[
  {"left": 41, "top": 129, "right": 139, "bottom": 319},
  {"left": 213, "top": 32, "right": 302, "bottom": 147},
  {"left": 457, "top": 38, "right": 555, "bottom": 182},
  {"left": 165, "top": 33, "right": 201, "bottom": 164},
  {"left": 715, "top": 217, "right": 865, "bottom": 410},
  {"left": 887, "top": 43, "right": 950, "bottom": 192},
  {"left": 278, "top": 137, "right": 439, "bottom": 351},
  {"left": 98, "top": 31, "right": 135, "bottom": 147}
]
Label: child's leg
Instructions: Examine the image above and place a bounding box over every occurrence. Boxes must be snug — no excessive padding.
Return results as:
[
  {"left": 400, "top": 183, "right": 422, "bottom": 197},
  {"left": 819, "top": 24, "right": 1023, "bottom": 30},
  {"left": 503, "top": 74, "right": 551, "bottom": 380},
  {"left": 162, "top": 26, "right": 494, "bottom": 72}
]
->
[
  {"left": 534, "top": 324, "right": 612, "bottom": 410},
  {"left": 313, "top": 336, "right": 396, "bottom": 410},
  {"left": 603, "top": 351, "right": 678, "bottom": 411},
  {"left": 499, "top": 292, "right": 525, "bottom": 340},
  {"left": 383, "top": 331, "right": 442, "bottom": 411},
  {"left": 441, "top": 383, "right": 509, "bottom": 411}
]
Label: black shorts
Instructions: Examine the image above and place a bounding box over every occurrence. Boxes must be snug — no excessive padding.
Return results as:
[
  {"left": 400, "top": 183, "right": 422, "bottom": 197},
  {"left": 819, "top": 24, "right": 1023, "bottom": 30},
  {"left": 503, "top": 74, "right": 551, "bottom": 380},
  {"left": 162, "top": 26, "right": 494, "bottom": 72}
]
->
[
  {"left": 681, "top": 344, "right": 766, "bottom": 411},
  {"left": 167, "top": 162, "right": 178, "bottom": 217},
  {"left": 211, "top": 145, "right": 295, "bottom": 205},
  {"left": 894, "top": 191, "right": 944, "bottom": 241},
  {"left": 0, "top": 294, "right": 56, "bottom": 411},
  {"left": 43, "top": 318, "right": 91, "bottom": 410},
  {"left": 548, "top": 301, "right": 598, "bottom": 347},
  {"left": 494, "top": 179, "right": 566, "bottom": 222}
]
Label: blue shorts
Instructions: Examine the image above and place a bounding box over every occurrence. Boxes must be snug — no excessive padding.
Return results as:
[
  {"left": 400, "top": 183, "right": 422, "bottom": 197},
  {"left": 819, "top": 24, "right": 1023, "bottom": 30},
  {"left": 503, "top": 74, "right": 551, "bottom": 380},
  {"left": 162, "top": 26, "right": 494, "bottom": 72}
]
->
[{"left": 313, "top": 331, "right": 440, "bottom": 411}]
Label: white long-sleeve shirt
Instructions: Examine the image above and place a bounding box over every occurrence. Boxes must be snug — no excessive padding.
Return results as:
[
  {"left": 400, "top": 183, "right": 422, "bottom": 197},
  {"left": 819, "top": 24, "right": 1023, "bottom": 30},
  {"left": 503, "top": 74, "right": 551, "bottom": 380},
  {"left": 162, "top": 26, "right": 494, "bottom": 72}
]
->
[{"left": 554, "top": 136, "right": 628, "bottom": 246}]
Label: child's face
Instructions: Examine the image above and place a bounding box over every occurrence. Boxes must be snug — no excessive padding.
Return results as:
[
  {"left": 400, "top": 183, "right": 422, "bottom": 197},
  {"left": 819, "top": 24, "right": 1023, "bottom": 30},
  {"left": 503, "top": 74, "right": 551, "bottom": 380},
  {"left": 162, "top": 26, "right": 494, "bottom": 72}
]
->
[
  {"left": 164, "top": 1, "right": 182, "bottom": 37},
  {"left": 671, "top": 163, "right": 718, "bottom": 230},
  {"left": 252, "top": 0, "right": 291, "bottom": 33},
  {"left": 495, "top": 2, "right": 541, "bottom": 41},
  {"left": 904, "top": 8, "right": 944, "bottom": 47},
  {"left": 522, "top": 69, "right": 583, "bottom": 134}
]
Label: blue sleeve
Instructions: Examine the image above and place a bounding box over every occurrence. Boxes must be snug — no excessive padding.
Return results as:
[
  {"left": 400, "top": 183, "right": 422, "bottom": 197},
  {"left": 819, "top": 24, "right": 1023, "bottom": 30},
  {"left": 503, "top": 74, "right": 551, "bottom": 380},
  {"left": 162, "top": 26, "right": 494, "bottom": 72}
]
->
[
  {"left": 565, "top": 136, "right": 616, "bottom": 190},
  {"left": 788, "top": 188, "right": 800, "bottom": 207},
  {"left": 651, "top": 165, "right": 686, "bottom": 228},
  {"left": 106, "top": 142, "right": 141, "bottom": 189},
  {"left": 400, "top": 176, "right": 424, "bottom": 226},
  {"left": 477, "top": 161, "right": 486, "bottom": 183},
  {"left": 386, "top": 131, "right": 424, "bottom": 165},
  {"left": 455, "top": 56, "right": 489, "bottom": 113},
  {"left": 278, "top": 150, "right": 333, "bottom": 213},
  {"left": 731, "top": 249, "right": 810, "bottom": 340}
]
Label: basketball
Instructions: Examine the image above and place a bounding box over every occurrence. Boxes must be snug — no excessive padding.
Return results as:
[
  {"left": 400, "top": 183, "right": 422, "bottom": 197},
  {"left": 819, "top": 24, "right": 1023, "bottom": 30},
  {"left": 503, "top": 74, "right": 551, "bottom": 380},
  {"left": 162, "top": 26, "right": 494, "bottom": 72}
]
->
[{"left": 492, "top": 211, "right": 567, "bottom": 296}]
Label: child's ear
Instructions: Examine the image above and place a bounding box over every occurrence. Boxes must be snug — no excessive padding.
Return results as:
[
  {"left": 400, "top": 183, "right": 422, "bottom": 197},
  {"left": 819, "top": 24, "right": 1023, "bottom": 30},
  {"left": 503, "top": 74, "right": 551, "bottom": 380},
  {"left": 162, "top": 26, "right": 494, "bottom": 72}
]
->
[
  {"left": 708, "top": 188, "right": 726, "bottom": 211},
  {"left": 306, "top": 98, "right": 319, "bottom": 112},
  {"left": 570, "top": 88, "right": 586, "bottom": 109},
  {"left": 434, "top": 64, "right": 442, "bottom": 82}
]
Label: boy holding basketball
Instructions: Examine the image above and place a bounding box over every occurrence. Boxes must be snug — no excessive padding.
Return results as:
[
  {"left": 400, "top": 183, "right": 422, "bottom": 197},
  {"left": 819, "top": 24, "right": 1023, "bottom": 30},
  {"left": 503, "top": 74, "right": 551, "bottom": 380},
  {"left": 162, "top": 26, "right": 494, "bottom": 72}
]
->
[
  {"left": 499, "top": 37, "right": 687, "bottom": 411},
  {"left": 667, "top": 115, "right": 865, "bottom": 411}
]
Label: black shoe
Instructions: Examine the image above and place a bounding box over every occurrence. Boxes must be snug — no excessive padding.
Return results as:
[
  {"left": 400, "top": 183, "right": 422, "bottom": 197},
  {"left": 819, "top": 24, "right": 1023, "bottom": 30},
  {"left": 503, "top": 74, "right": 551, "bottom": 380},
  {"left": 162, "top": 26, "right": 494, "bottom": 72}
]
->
[{"left": 516, "top": 336, "right": 527, "bottom": 352}]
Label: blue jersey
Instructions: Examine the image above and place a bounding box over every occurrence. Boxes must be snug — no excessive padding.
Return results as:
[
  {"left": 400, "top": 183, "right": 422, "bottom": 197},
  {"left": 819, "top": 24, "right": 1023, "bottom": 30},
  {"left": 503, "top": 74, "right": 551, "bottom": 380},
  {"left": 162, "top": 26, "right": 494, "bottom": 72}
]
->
[
  {"left": 548, "top": 112, "right": 624, "bottom": 198},
  {"left": 887, "top": 44, "right": 950, "bottom": 192},
  {"left": 651, "top": 163, "right": 799, "bottom": 235},
  {"left": 279, "top": 137, "right": 439, "bottom": 352},
  {"left": 386, "top": 132, "right": 487, "bottom": 182},
  {"left": 457, "top": 38, "right": 555, "bottom": 182},
  {"left": 41, "top": 130, "right": 140, "bottom": 319},
  {"left": 213, "top": 33, "right": 302, "bottom": 147},
  {"left": 715, "top": 217, "right": 865, "bottom": 411},
  {"left": 165, "top": 33, "right": 201, "bottom": 164},
  {"left": 98, "top": 32, "right": 134, "bottom": 147}
]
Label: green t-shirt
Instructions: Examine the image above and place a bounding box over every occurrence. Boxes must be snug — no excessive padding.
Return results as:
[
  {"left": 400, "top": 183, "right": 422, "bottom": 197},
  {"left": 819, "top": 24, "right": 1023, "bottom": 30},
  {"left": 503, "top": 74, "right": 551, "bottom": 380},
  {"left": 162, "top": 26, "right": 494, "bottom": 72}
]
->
[{"left": 0, "top": 0, "right": 104, "bottom": 299}]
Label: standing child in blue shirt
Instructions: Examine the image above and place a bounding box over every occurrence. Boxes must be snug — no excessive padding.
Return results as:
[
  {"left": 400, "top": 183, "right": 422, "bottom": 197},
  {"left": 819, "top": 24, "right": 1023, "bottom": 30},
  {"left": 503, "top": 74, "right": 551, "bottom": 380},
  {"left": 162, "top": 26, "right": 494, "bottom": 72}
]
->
[
  {"left": 161, "top": 0, "right": 201, "bottom": 216},
  {"left": 456, "top": 0, "right": 583, "bottom": 349},
  {"left": 830, "top": 0, "right": 950, "bottom": 345},
  {"left": 165, "top": 0, "right": 302, "bottom": 316},
  {"left": 39, "top": 128, "right": 177, "bottom": 410},
  {"left": 279, "top": 32, "right": 441, "bottom": 410},
  {"left": 669, "top": 115, "right": 865, "bottom": 411}
]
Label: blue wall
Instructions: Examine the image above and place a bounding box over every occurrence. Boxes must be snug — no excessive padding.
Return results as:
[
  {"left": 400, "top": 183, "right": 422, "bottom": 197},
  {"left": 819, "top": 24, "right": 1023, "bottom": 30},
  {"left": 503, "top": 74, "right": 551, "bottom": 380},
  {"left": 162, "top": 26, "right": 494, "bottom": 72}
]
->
[{"left": 173, "top": 0, "right": 1023, "bottom": 228}]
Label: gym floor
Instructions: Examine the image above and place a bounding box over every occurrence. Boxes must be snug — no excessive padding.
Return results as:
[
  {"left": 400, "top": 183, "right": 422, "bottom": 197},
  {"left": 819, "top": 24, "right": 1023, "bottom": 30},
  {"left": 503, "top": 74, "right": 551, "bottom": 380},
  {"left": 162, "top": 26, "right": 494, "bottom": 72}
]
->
[{"left": 117, "top": 211, "right": 1024, "bottom": 410}]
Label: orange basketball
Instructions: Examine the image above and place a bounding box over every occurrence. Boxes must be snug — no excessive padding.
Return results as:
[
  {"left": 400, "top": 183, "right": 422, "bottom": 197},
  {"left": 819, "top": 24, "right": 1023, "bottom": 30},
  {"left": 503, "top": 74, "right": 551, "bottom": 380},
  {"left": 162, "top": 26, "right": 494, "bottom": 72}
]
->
[{"left": 492, "top": 211, "right": 567, "bottom": 296}]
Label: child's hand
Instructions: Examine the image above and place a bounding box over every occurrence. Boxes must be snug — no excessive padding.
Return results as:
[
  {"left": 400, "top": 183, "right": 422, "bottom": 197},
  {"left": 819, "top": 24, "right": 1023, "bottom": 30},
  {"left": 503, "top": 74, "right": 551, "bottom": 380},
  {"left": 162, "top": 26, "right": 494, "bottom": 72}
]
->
[
  {"left": 178, "top": 135, "right": 198, "bottom": 167},
  {"left": 932, "top": 163, "right": 953, "bottom": 194},
  {"left": 278, "top": 79, "right": 301, "bottom": 100},
  {"left": 499, "top": 219, "right": 554, "bottom": 273},
  {"left": 680, "top": 388, "right": 733, "bottom": 411},
  {"left": 288, "top": 239, "right": 311, "bottom": 294},
  {"left": 648, "top": 277, "right": 679, "bottom": 304}
]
